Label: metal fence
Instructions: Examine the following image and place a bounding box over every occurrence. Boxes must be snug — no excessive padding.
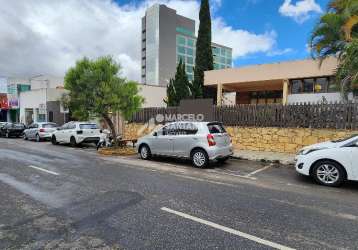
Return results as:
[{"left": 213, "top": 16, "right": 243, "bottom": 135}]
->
[{"left": 130, "top": 102, "right": 358, "bottom": 130}]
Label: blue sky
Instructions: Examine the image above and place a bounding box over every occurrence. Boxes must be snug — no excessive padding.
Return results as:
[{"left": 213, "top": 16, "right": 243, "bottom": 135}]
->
[
  {"left": 0, "top": 0, "right": 330, "bottom": 80},
  {"left": 117, "top": 0, "right": 329, "bottom": 67}
]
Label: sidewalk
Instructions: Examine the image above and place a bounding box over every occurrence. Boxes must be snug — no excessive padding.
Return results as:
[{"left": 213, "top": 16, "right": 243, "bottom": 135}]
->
[{"left": 232, "top": 149, "right": 295, "bottom": 165}]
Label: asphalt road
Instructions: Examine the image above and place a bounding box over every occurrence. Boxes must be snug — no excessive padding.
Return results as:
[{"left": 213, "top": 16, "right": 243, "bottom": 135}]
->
[{"left": 1, "top": 138, "right": 358, "bottom": 249}]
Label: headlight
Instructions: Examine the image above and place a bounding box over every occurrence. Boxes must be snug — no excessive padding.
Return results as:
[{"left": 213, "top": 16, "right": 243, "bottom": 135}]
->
[{"left": 298, "top": 148, "right": 325, "bottom": 155}]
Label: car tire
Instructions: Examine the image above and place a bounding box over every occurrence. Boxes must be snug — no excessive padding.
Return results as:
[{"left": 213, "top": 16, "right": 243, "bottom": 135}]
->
[
  {"left": 312, "top": 160, "right": 346, "bottom": 187},
  {"left": 191, "top": 149, "right": 209, "bottom": 168},
  {"left": 139, "top": 144, "right": 151, "bottom": 160},
  {"left": 70, "top": 136, "right": 77, "bottom": 147},
  {"left": 51, "top": 135, "right": 59, "bottom": 145},
  {"left": 36, "top": 134, "right": 41, "bottom": 142},
  {"left": 217, "top": 157, "right": 229, "bottom": 164},
  {"left": 24, "top": 134, "right": 28, "bottom": 140}
]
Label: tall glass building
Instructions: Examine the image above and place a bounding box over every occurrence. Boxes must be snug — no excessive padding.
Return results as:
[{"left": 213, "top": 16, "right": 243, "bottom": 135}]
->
[{"left": 141, "top": 4, "right": 232, "bottom": 86}]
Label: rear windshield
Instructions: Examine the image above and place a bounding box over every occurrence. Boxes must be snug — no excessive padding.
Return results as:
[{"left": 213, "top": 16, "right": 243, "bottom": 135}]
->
[
  {"left": 42, "top": 123, "right": 58, "bottom": 128},
  {"left": 207, "top": 123, "right": 226, "bottom": 134},
  {"left": 12, "top": 123, "right": 25, "bottom": 128},
  {"left": 79, "top": 124, "right": 98, "bottom": 129}
]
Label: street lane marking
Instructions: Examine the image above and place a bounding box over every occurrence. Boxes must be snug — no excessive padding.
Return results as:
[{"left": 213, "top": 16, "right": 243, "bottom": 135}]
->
[
  {"left": 161, "top": 207, "right": 295, "bottom": 250},
  {"left": 28, "top": 165, "right": 59, "bottom": 176},
  {"left": 245, "top": 165, "right": 271, "bottom": 177}
]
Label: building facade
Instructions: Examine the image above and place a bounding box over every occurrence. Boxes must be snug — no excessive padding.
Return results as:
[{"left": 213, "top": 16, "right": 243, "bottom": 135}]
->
[
  {"left": 18, "top": 75, "right": 69, "bottom": 125},
  {"left": 141, "top": 4, "right": 232, "bottom": 86},
  {"left": 204, "top": 57, "right": 355, "bottom": 105}
]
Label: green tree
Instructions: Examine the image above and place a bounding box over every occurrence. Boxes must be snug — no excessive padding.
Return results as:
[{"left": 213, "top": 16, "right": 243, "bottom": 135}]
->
[
  {"left": 64, "top": 56, "right": 143, "bottom": 139},
  {"left": 336, "top": 39, "right": 358, "bottom": 98},
  {"left": 310, "top": 0, "right": 358, "bottom": 99},
  {"left": 165, "top": 59, "right": 192, "bottom": 106},
  {"left": 310, "top": 0, "right": 358, "bottom": 60},
  {"left": 192, "top": 0, "right": 215, "bottom": 100}
]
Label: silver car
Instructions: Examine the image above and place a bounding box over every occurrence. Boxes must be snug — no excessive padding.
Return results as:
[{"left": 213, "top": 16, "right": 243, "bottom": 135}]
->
[
  {"left": 24, "top": 122, "right": 58, "bottom": 142},
  {"left": 136, "top": 121, "right": 233, "bottom": 168}
]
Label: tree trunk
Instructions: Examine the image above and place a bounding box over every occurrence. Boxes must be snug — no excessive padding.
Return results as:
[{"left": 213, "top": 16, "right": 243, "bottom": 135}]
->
[{"left": 102, "top": 113, "right": 117, "bottom": 144}]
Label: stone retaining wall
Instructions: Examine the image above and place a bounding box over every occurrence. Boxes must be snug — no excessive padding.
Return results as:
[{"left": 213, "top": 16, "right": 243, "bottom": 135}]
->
[{"left": 124, "top": 123, "right": 357, "bottom": 154}]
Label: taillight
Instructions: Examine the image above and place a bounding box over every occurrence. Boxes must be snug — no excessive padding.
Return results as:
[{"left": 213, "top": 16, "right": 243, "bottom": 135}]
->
[
  {"left": 39, "top": 128, "right": 45, "bottom": 132},
  {"left": 207, "top": 134, "right": 216, "bottom": 146},
  {"left": 76, "top": 130, "right": 83, "bottom": 134}
]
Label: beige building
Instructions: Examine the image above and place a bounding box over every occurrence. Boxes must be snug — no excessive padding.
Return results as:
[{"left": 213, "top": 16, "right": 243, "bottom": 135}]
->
[{"left": 204, "top": 57, "right": 352, "bottom": 105}]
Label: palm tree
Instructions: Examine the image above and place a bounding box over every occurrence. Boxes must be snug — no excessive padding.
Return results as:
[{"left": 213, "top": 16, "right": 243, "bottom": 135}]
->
[
  {"left": 310, "top": 0, "right": 358, "bottom": 59},
  {"left": 310, "top": 0, "right": 358, "bottom": 100},
  {"left": 328, "top": 0, "right": 358, "bottom": 41}
]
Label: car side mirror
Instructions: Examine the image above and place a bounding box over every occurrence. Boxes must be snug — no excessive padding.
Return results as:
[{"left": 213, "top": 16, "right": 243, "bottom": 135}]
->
[{"left": 153, "top": 132, "right": 158, "bottom": 136}]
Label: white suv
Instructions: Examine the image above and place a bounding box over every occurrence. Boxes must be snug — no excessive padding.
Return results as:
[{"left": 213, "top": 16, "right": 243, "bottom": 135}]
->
[{"left": 51, "top": 121, "right": 104, "bottom": 147}]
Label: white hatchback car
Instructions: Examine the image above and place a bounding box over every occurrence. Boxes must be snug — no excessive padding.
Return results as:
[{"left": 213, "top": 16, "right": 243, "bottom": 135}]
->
[
  {"left": 51, "top": 121, "right": 104, "bottom": 147},
  {"left": 295, "top": 135, "right": 358, "bottom": 187}
]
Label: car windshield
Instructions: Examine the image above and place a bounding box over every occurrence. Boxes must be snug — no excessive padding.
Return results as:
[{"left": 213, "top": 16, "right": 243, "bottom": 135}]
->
[
  {"left": 12, "top": 123, "right": 25, "bottom": 128},
  {"left": 332, "top": 134, "right": 358, "bottom": 143},
  {"left": 79, "top": 124, "right": 98, "bottom": 129},
  {"left": 42, "top": 123, "right": 58, "bottom": 128},
  {"left": 207, "top": 123, "right": 226, "bottom": 134}
]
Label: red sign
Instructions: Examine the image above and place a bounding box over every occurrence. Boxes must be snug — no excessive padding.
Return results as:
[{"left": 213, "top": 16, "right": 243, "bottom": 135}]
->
[{"left": 0, "top": 94, "right": 9, "bottom": 109}]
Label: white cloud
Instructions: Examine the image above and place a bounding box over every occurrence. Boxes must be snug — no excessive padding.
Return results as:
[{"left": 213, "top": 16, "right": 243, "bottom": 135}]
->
[
  {"left": 266, "top": 48, "right": 294, "bottom": 56},
  {"left": 0, "top": 0, "right": 280, "bottom": 81},
  {"left": 212, "top": 18, "right": 277, "bottom": 58},
  {"left": 279, "top": 0, "right": 322, "bottom": 23}
]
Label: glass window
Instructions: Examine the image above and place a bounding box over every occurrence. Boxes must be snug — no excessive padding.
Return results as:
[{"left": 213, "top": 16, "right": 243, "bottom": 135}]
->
[
  {"left": 214, "top": 63, "right": 220, "bottom": 70},
  {"left": 212, "top": 47, "right": 219, "bottom": 55},
  {"left": 42, "top": 123, "right": 57, "bottom": 128},
  {"left": 186, "top": 65, "right": 193, "bottom": 73},
  {"left": 187, "top": 74, "right": 193, "bottom": 81},
  {"left": 315, "top": 78, "right": 328, "bottom": 93},
  {"left": 220, "top": 57, "right": 226, "bottom": 64},
  {"left": 186, "top": 47, "right": 193, "bottom": 56},
  {"left": 303, "top": 78, "right": 314, "bottom": 93},
  {"left": 226, "top": 58, "right": 232, "bottom": 65},
  {"left": 291, "top": 80, "right": 303, "bottom": 94},
  {"left": 79, "top": 124, "right": 98, "bottom": 129},
  {"left": 328, "top": 77, "right": 340, "bottom": 92},
  {"left": 186, "top": 56, "right": 193, "bottom": 65},
  {"left": 177, "top": 55, "right": 185, "bottom": 63},
  {"left": 177, "top": 46, "right": 185, "bottom": 54},
  {"left": 220, "top": 48, "right": 226, "bottom": 56},
  {"left": 226, "top": 49, "right": 232, "bottom": 58},
  {"left": 176, "top": 35, "right": 186, "bottom": 45},
  {"left": 187, "top": 39, "right": 194, "bottom": 47},
  {"left": 207, "top": 123, "right": 226, "bottom": 134}
]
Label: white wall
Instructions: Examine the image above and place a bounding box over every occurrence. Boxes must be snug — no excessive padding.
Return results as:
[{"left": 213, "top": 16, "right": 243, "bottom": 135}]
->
[
  {"left": 138, "top": 84, "right": 166, "bottom": 107},
  {"left": 19, "top": 88, "right": 66, "bottom": 124},
  {"left": 287, "top": 92, "right": 353, "bottom": 104}
]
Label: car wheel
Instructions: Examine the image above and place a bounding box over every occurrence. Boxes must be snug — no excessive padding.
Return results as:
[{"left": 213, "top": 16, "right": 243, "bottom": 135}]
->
[
  {"left": 51, "top": 135, "right": 58, "bottom": 145},
  {"left": 139, "top": 144, "right": 151, "bottom": 160},
  {"left": 24, "top": 134, "right": 28, "bottom": 140},
  {"left": 191, "top": 149, "right": 209, "bottom": 168},
  {"left": 36, "top": 134, "right": 41, "bottom": 142},
  {"left": 70, "top": 136, "right": 77, "bottom": 147},
  {"left": 217, "top": 157, "right": 229, "bottom": 164},
  {"left": 312, "top": 160, "right": 345, "bottom": 187}
]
